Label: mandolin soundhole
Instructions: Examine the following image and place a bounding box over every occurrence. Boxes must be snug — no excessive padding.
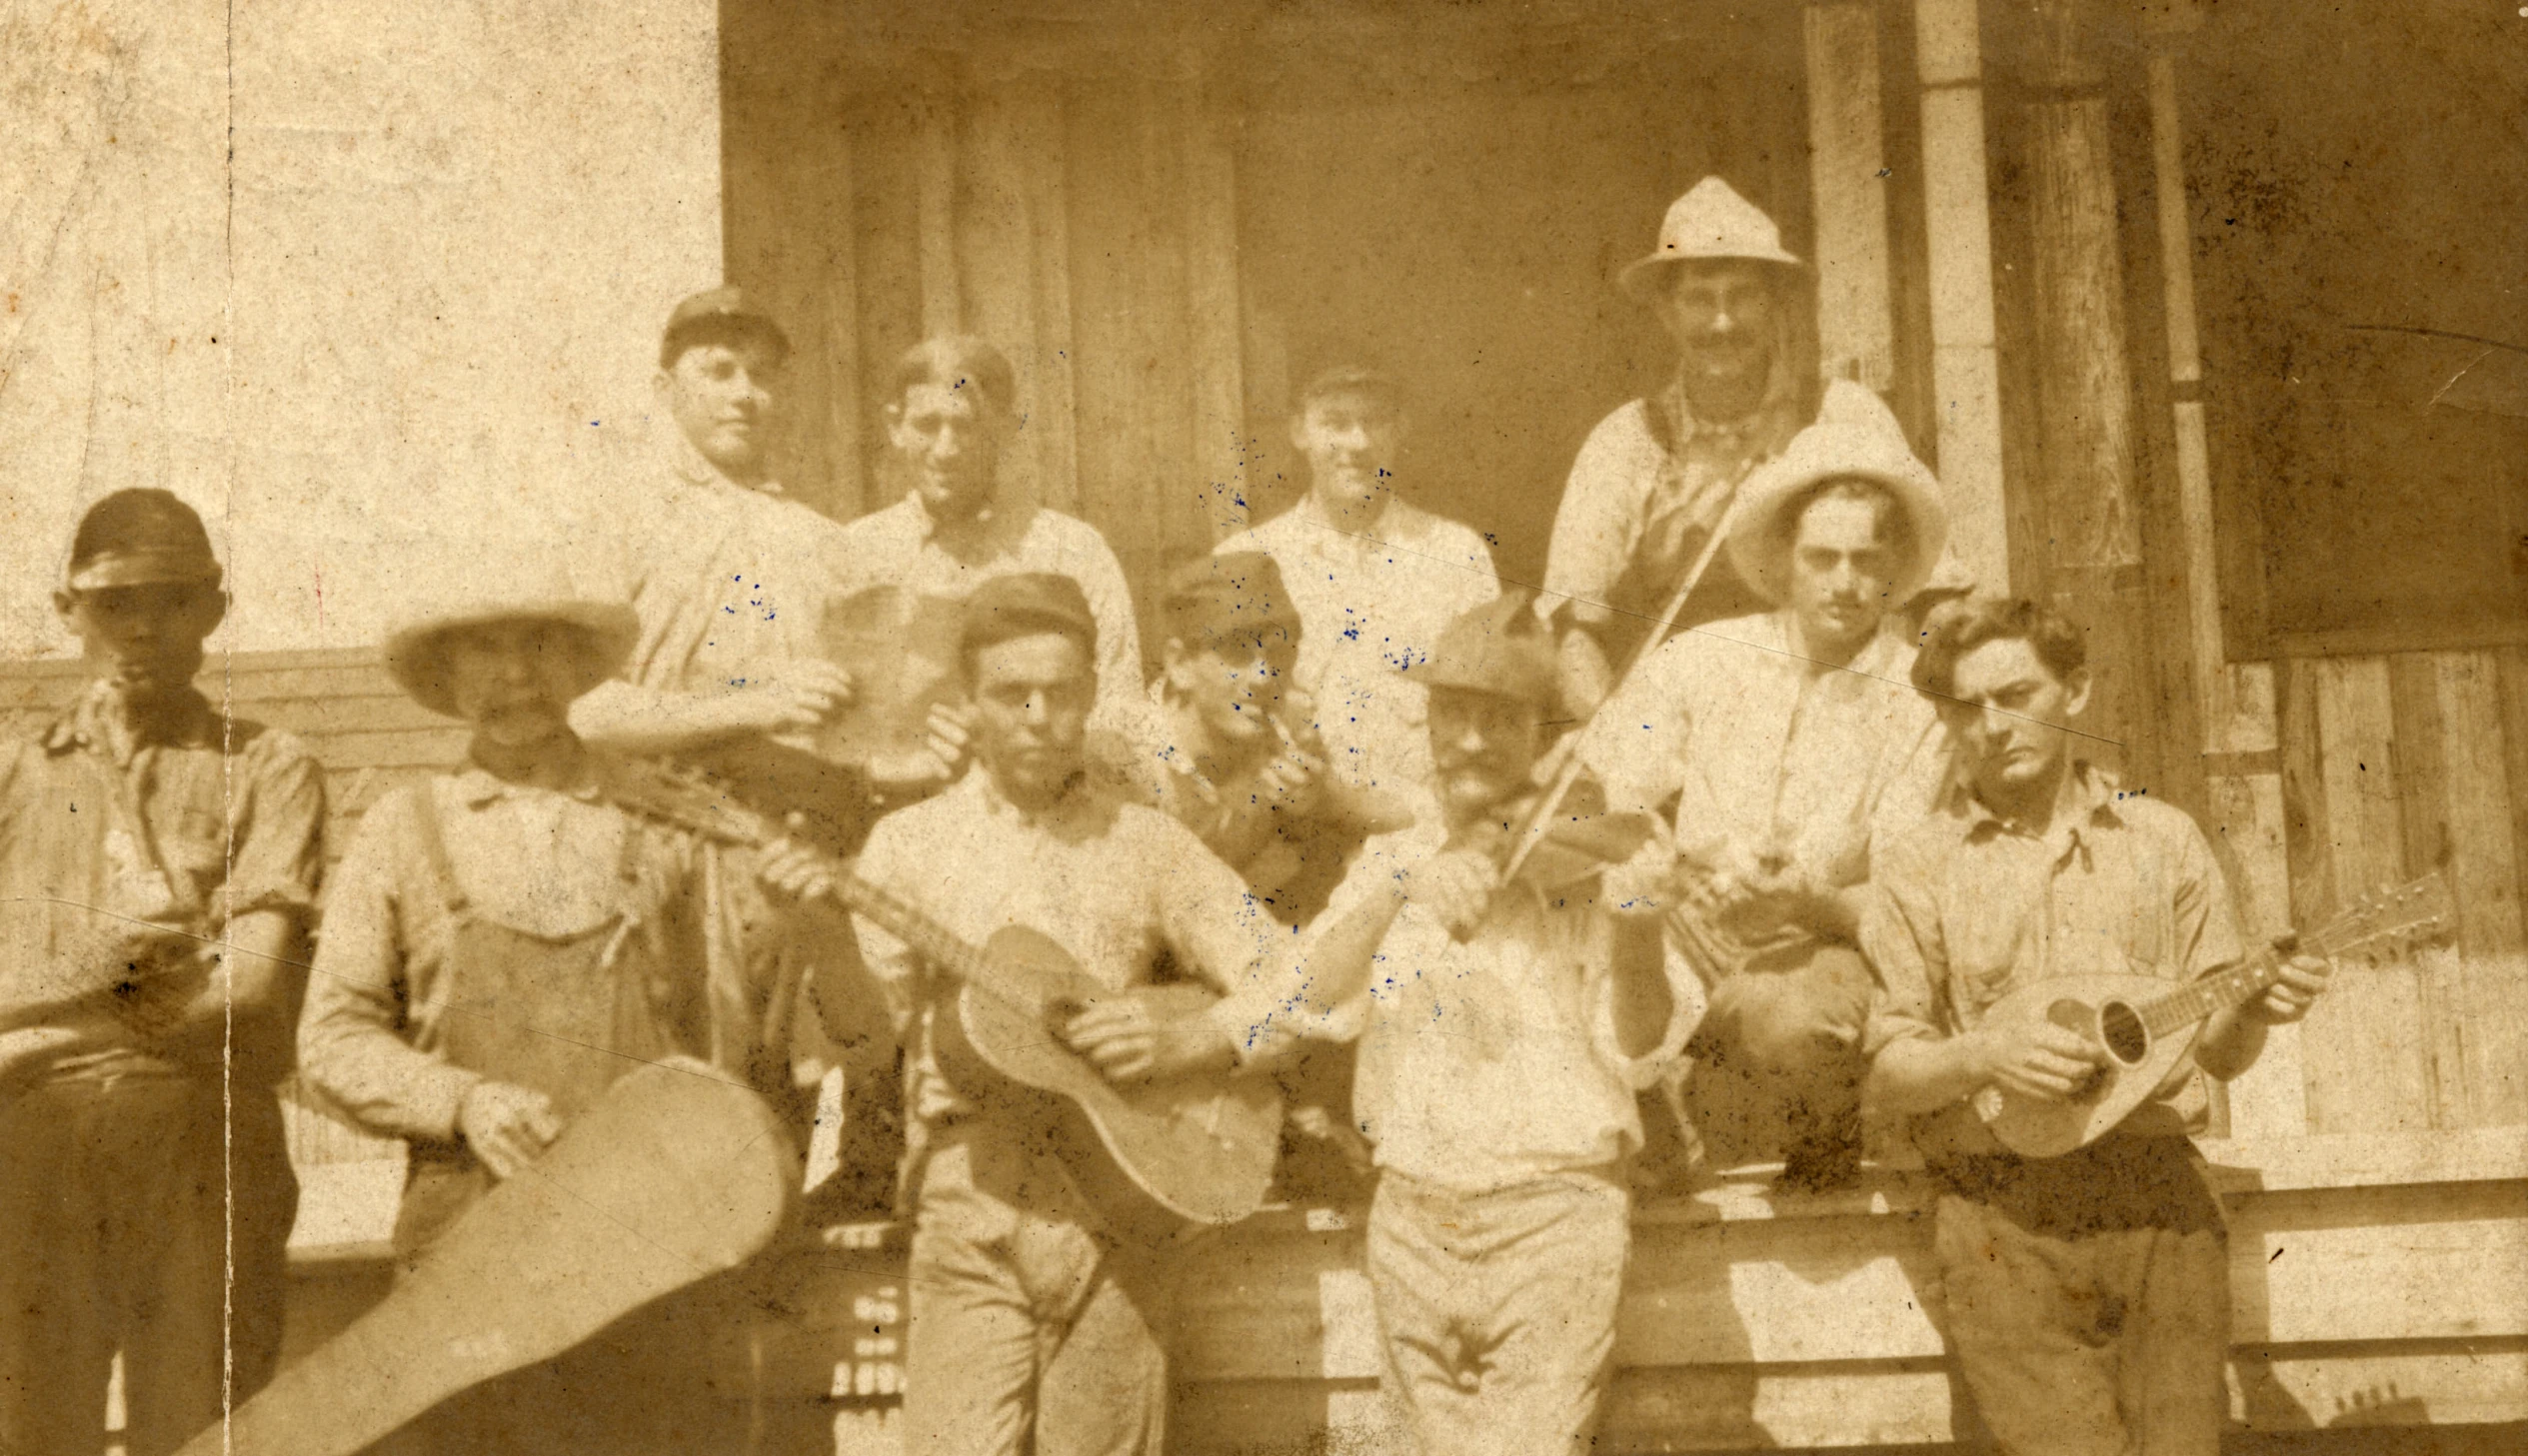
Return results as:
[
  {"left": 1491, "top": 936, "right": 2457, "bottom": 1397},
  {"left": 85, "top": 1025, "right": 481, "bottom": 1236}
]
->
[{"left": 2098, "top": 1000, "right": 2148, "bottom": 1065}]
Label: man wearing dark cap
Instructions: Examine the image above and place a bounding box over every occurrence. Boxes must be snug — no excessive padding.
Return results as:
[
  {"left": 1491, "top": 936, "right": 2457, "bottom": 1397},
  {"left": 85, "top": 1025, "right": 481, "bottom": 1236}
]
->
[
  {"left": 573, "top": 286, "right": 861, "bottom": 763},
  {"left": 1214, "top": 596, "right": 1695, "bottom": 1456},
  {"left": 1541, "top": 179, "right": 1956, "bottom": 718},
  {"left": 1217, "top": 365, "right": 1497, "bottom": 813},
  {"left": 845, "top": 573, "right": 1294, "bottom": 1456},
  {"left": 0, "top": 491, "right": 326, "bottom": 1456}
]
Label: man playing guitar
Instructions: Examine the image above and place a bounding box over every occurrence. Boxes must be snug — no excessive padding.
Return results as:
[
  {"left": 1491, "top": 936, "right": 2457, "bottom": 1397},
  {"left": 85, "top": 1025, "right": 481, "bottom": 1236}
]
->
[
  {"left": 1861, "top": 595, "right": 2330, "bottom": 1456},
  {"left": 830, "top": 572, "right": 1293, "bottom": 1456}
]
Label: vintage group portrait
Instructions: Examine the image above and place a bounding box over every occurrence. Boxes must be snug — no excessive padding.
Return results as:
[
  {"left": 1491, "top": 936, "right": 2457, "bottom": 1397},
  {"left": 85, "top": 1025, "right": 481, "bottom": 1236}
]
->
[{"left": 0, "top": 1, "right": 2520, "bottom": 1454}]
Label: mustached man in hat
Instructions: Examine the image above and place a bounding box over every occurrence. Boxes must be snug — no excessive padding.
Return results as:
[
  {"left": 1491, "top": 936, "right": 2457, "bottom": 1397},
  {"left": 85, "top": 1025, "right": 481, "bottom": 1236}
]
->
[
  {"left": 0, "top": 491, "right": 325, "bottom": 1456},
  {"left": 1578, "top": 407, "right": 1958, "bottom": 1191},
  {"left": 298, "top": 558, "right": 829, "bottom": 1452},
  {"left": 1541, "top": 178, "right": 1956, "bottom": 719},
  {"left": 1212, "top": 596, "right": 1697, "bottom": 1456}
]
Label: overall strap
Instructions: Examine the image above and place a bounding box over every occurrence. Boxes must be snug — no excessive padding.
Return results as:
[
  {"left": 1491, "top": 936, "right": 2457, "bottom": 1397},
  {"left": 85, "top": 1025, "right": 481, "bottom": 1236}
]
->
[{"left": 409, "top": 781, "right": 472, "bottom": 917}]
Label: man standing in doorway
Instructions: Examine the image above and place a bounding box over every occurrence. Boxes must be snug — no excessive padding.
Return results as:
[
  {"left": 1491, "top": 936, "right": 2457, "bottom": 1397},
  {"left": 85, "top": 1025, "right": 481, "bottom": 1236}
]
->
[
  {"left": 0, "top": 491, "right": 326, "bottom": 1456},
  {"left": 1862, "top": 596, "right": 2331, "bottom": 1456},
  {"left": 1543, "top": 177, "right": 1937, "bottom": 719},
  {"left": 1579, "top": 407, "right": 1954, "bottom": 1189},
  {"left": 835, "top": 336, "right": 1146, "bottom": 754},
  {"left": 1218, "top": 365, "right": 1498, "bottom": 814}
]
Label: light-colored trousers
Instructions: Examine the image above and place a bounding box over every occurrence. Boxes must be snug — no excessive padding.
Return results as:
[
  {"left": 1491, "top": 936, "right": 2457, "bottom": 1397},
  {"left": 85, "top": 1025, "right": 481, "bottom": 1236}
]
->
[
  {"left": 1367, "top": 1166, "right": 1631, "bottom": 1456},
  {"left": 901, "top": 1120, "right": 1174, "bottom": 1456}
]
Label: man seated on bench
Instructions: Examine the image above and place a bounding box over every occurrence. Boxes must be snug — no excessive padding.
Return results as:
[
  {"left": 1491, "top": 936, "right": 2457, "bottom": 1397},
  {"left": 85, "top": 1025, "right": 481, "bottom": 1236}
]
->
[
  {"left": 1860, "top": 595, "right": 2331, "bottom": 1456},
  {"left": 1577, "top": 403, "right": 1954, "bottom": 1190}
]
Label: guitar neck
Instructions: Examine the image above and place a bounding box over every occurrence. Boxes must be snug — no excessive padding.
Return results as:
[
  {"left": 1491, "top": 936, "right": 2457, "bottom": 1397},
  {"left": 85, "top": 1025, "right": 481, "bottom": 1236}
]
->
[
  {"left": 825, "top": 870, "right": 998, "bottom": 991},
  {"left": 2135, "top": 948, "right": 2286, "bottom": 1039}
]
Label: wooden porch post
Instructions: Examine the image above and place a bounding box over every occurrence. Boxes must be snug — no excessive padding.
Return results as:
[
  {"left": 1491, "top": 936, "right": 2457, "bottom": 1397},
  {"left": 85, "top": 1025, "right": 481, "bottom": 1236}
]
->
[
  {"left": 1804, "top": 3, "right": 1895, "bottom": 395},
  {"left": 1912, "top": 0, "right": 2010, "bottom": 591}
]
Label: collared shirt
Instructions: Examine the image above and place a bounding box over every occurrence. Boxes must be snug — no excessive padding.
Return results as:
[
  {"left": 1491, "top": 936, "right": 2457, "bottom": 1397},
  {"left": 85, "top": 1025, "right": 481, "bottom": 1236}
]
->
[
  {"left": 1860, "top": 763, "right": 2247, "bottom": 1157},
  {"left": 580, "top": 437, "right": 861, "bottom": 730},
  {"left": 1579, "top": 611, "right": 1951, "bottom": 976},
  {"left": 849, "top": 768, "right": 1283, "bottom": 1126},
  {"left": 1236, "top": 820, "right": 1692, "bottom": 1193},
  {"left": 299, "top": 756, "right": 786, "bottom": 1140},
  {"left": 1217, "top": 495, "right": 1498, "bottom": 806},
  {"left": 1538, "top": 377, "right": 1824, "bottom": 633},
  {"left": 0, "top": 683, "right": 325, "bottom": 1079},
  {"left": 833, "top": 491, "right": 1145, "bottom": 739}
]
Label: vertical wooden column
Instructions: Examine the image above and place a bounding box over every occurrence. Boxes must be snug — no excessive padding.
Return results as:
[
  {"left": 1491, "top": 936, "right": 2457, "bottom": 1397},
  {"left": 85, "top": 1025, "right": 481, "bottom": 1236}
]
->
[
  {"left": 915, "top": 89, "right": 962, "bottom": 339},
  {"left": 1805, "top": 2, "right": 1895, "bottom": 395},
  {"left": 2135, "top": 2, "right": 2303, "bottom": 1139},
  {"left": 1180, "top": 74, "right": 1251, "bottom": 546},
  {"left": 1913, "top": 0, "right": 2009, "bottom": 591}
]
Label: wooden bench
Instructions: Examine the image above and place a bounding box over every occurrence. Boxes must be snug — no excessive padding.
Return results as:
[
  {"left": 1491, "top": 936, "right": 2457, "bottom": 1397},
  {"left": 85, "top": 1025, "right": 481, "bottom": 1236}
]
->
[{"left": 278, "top": 1130, "right": 2528, "bottom": 1452}]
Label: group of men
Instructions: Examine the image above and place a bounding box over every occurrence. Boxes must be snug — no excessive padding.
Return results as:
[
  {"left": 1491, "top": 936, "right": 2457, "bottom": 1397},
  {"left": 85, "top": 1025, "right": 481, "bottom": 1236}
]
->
[{"left": 0, "top": 175, "right": 2332, "bottom": 1456}]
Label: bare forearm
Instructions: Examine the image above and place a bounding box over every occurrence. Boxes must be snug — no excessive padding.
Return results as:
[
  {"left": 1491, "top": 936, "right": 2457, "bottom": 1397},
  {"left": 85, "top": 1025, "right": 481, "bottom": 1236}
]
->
[
  {"left": 1607, "top": 914, "right": 1674, "bottom": 1058},
  {"left": 571, "top": 681, "right": 767, "bottom": 755},
  {"left": 1867, "top": 1032, "right": 1992, "bottom": 1116},
  {"left": 2193, "top": 1003, "right": 2267, "bottom": 1082}
]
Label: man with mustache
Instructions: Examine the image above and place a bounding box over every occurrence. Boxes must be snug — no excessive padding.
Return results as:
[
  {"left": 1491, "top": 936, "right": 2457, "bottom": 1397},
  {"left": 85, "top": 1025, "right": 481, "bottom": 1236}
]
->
[
  {"left": 833, "top": 336, "right": 1145, "bottom": 760},
  {"left": 0, "top": 491, "right": 325, "bottom": 1456},
  {"left": 1542, "top": 178, "right": 1947, "bottom": 719},
  {"left": 300, "top": 563, "right": 827, "bottom": 1451},
  {"left": 1211, "top": 596, "right": 1694, "bottom": 1456},
  {"left": 1577, "top": 408, "right": 1956, "bottom": 1190},
  {"left": 1217, "top": 366, "right": 1498, "bottom": 814}
]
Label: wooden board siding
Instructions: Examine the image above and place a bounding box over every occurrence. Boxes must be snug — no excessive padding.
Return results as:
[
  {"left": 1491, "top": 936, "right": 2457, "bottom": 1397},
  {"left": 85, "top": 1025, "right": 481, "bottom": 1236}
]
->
[{"left": 2274, "top": 650, "right": 2528, "bottom": 1136}]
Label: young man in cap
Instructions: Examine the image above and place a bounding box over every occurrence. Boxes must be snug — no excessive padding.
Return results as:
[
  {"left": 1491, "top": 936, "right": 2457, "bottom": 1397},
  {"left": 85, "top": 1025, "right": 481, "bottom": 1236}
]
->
[
  {"left": 834, "top": 336, "right": 1146, "bottom": 753},
  {"left": 1578, "top": 407, "right": 1957, "bottom": 1189},
  {"left": 0, "top": 490, "right": 326, "bottom": 1456},
  {"left": 1862, "top": 596, "right": 2331, "bottom": 1456},
  {"left": 843, "top": 572, "right": 1293, "bottom": 1456},
  {"left": 1219, "top": 596, "right": 1695, "bottom": 1456},
  {"left": 299, "top": 562, "right": 826, "bottom": 1451},
  {"left": 1218, "top": 365, "right": 1498, "bottom": 812},
  {"left": 573, "top": 286, "right": 862, "bottom": 763},
  {"left": 1543, "top": 178, "right": 1944, "bottom": 718}
]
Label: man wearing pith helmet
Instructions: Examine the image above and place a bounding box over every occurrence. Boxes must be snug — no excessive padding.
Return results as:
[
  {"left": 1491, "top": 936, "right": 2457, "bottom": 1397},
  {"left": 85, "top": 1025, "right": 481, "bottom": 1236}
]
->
[
  {"left": 1579, "top": 405, "right": 1956, "bottom": 1190},
  {"left": 1541, "top": 177, "right": 1942, "bottom": 719},
  {"left": 0, "top": 491, "right": 325, "bottom": 1456}
]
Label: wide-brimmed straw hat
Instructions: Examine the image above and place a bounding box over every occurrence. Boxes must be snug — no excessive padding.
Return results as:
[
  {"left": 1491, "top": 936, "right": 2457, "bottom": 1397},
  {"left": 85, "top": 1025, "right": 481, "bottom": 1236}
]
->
[
  {"left": 1618, "top": 177, "right": 1805, "bottom": 299},
  {"left": 1725, "top": 394, "right": 1949, "bottom": 607},
  {"left": 384, "top": 562, "right": 639, "bottom": 720}
]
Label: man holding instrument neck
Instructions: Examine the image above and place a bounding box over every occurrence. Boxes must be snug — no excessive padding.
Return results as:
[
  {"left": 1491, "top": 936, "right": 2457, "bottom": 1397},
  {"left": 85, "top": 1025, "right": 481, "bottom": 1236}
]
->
[
  {"left": 0, "top": 491, "right": 324, "bottom": 1456},
  {"left": 300, "top": 561, "right": 822, "bottom": 1452},
  {"left": 1861, "top": 596, "right": 2329, "bottom": 1456},
  {"left": 1540, "top": 178, "right": 1960, "bottom": 720},
  {"left": 841, "top": 572, "right": 1289, "bottom": 1456},
  {"left": 1214, "top": 596, "right": 1696, "bottom": 1456},
  {"left": 1578, "top": 406, "right": 1955, "bottom": 1190}
]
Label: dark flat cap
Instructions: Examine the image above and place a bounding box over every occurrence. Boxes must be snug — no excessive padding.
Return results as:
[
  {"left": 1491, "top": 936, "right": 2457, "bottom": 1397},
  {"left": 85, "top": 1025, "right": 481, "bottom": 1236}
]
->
[
  {"left": 960, "top": 572, "right": 1100, "bottom": 659},
  {"left": 64, "top": 489, "right": 222, "bottom": 591},
  {"left": 1421, "top": 593, "right": 1556, "bottom": 708},
  {"left": 661, "top": 286, "right": 790, "bottom": 366},
  {"left": 1165, "top": 552, "right": 1296, "bottom": 646}
]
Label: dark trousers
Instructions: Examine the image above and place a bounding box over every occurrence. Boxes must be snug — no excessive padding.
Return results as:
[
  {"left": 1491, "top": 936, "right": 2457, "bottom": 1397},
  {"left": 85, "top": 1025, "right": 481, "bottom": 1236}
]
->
[
  {"left": 1681, "top": 941, "right": 1874, "bottom": 1175},
  {"left": 1931, "top": 1137, "right": 2230, "bottom": 1456},
  {"left": 0, "top": 1073, "right": 297, "bottom": 1456}
]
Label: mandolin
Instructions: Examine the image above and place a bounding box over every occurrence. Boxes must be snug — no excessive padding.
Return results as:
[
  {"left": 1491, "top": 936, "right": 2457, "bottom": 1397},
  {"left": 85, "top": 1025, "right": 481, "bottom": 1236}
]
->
[
  {"left": 610, "top": 761, "right": 1284, "bottom": 1238},
  {"left": 1971, "top": 870, "right": 2453, "bottom": 1158}
]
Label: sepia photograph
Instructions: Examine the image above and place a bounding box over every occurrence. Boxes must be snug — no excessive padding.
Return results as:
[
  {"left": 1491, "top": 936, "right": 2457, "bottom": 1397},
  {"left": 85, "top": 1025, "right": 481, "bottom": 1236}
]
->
[{"left": 0, "top": 1, "right": 2522, "bottom": 1453}]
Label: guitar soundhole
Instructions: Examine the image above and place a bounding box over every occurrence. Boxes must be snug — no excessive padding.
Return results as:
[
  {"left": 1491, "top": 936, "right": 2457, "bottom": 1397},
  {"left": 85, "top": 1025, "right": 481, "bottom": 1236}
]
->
[{"left": 2098, "top": 1000, "right": 2148, "bottom": 1065}]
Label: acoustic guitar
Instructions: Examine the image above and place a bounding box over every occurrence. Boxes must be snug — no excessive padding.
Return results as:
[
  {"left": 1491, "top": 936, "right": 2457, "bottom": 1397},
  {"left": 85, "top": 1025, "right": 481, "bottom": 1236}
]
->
[
  {"left": 1971, "top": 870, "right": 2452, "bottom": 1158},
  {"left": 612, "top": 764, "right": 1284, "bottom": 1238}
]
